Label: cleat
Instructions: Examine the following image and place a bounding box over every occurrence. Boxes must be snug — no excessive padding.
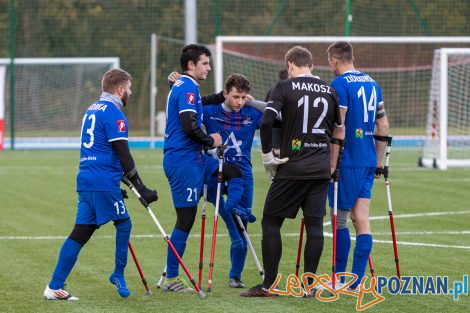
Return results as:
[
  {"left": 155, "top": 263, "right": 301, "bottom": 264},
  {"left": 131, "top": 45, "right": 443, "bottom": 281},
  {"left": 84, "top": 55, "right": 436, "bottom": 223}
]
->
[
  {"left": 109, "top": 274, "right": 131, "bottom": 298},
  {"left": 43, "top": 285, "right": 79, "bottom": 301},
  {"left": 303, "top": 288, "right": 317, "bottom": 298},
  {"left": 314, "top": 281, "right": 345, "bottom": 296},
  {"left": 162, "top": 276, "right": 194, "bottom": 293},
  {"left": 239, "top": 284, "right": 277, "bottom": 297},
  {"left": 346, "top": 285, "right": 359, "bottom": 293},
  {"left": 228, "top": 277, "right": 246, "bottom": 288}
]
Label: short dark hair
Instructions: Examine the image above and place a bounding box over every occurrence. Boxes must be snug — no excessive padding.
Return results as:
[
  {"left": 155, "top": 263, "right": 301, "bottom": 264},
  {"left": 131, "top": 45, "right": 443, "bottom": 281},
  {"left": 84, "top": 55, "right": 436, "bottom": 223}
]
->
[
  {"left": 278, "top": 68, "right": 288, "bottom": 80},
  {"left": 285, "top": 46, "right": 313, "bottom": 68},
  {"left": 180, "top": 44, "right": 212, "bottom": 71},
  {"left": 327, "top": 41, "right": 354, "bottom": 62},
  {"left": 224, "top": 74, "right": 250, "bottom": 93},
  {"left": 101, "top": 68, "right": 132, "bottom": 93}
]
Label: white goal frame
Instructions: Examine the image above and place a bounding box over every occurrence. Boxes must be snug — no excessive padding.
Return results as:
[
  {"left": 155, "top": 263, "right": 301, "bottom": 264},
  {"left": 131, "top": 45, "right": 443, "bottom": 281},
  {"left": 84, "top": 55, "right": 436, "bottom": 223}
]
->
[
  {"left": 0, "top": 57, "right": 119, "bottom": 149},
  {"left": 420, "top": 48, "right": 470, "bottom": 170}
]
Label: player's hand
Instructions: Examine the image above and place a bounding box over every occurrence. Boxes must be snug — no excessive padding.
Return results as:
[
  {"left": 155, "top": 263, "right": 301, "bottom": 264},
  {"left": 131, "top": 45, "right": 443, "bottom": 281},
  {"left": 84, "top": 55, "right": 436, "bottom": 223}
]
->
[
  {"left": 136, "top": 185, "right": 159, "bottom": 204},
  {"left": 261, "top": 151, "right": 289, "bottom": 180},
  {"left": 246, "top": 94, "right": 255, "bottom": 101},
  {"left": 232, "top": 206, "right": 256, "bottom": 223},
  {"left": 121, "top": 188, "right": 129, "bottom": 199},
  {"left": 331, "top": 168, "right": 340, "bottom": 182},
  {"left": 375, "top": 166, "right": 387, "bottom": 178},
  {"left": 210, "top": 133, "right": 222, "bottom": 147},
  {"left": 206, "top": 148, "right": 218, "bottom": 159},
  {"left": 167, "top": 71, "right": 181, "bottom": 85}
]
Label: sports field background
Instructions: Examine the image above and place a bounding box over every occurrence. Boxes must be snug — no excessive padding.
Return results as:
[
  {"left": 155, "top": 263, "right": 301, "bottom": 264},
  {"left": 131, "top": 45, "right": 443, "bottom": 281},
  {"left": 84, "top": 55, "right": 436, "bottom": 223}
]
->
[{"left": 0, "top": 148, "right": 469, "bottom": 312}]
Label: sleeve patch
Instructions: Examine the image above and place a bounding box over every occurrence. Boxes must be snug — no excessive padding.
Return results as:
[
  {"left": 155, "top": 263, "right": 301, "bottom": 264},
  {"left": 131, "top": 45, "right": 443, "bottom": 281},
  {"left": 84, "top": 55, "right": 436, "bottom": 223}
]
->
[
  {"left": 117, "top": 120, "right": 126, "bottom": 132},
  {"left": 187, "top": 92, "right": 195, "bottom": 105}
]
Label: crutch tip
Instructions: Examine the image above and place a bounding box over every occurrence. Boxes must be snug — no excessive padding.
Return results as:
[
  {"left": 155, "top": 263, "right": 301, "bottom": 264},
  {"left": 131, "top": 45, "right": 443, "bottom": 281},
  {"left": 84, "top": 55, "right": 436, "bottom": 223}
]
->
[
  {"left": 198, "top": 290, "right": 206, "bottom": 299},
  {"left": 147, "top": 290, "right": 153, "bottom": 296}
]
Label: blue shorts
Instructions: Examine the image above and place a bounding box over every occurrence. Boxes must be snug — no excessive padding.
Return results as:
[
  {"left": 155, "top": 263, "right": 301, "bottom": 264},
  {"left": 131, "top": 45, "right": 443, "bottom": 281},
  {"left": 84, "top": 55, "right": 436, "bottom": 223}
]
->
[
  {"left": 76, "top": 191, "right": 129, "bottom": 226},
  {"left": 328, "top": 167, "right": 376, "bottom": 210},
  {"left": 164, "top": 154, "right": 218, "bottom": 208}
]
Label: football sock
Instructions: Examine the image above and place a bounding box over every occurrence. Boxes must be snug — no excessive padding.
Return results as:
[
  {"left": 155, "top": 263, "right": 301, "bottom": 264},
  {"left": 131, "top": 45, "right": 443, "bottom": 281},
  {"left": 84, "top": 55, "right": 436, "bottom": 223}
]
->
[
  {"left": 166, "top": 228, "right": 189, "bottom": 279},
  {"left": 49, "top": 238, "right": 82, "bottom": 290},
  {"left": 350, "top": 234, "right": 373, "bottom": 288}
]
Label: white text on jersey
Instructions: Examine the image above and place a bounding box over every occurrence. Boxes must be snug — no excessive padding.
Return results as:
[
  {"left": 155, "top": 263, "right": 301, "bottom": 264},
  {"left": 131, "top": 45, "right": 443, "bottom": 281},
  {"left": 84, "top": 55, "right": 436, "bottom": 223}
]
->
[
  {"left": 88, "top": 103, "right": 108, "bottom": 112},
  {"left": 292, "top": 82, "right": 331, "bottom": 94}
]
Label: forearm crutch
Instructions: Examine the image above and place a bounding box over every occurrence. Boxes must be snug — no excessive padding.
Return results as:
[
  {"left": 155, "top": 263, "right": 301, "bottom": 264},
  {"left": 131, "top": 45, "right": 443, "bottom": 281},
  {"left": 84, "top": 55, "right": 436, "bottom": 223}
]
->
[
  {"left": 331, "top": 140, "right": 344, "bottom": 289},
  {"left": 121, "top": 177, "right": 205, "bottom": 299},
  {"left": 384, "top": 136, "right": 401, "bottom": 279},
  {"left": 128, "top": 241, "right": 153, "bottom": 295},
  {"left": 235, "top": 215, "right": 264, "bottom": 279},
  {"left": 207, "top": 146, "right": 225, "bottom": 292},
  {"left": 295, "top": 217, "right": 305, "bottom": 278},
  {"left": 198, "top": 184, "right": 208, "bottom": 289},
  {"left": 156, "top": 266, "right": 166, "bottom": 289}
]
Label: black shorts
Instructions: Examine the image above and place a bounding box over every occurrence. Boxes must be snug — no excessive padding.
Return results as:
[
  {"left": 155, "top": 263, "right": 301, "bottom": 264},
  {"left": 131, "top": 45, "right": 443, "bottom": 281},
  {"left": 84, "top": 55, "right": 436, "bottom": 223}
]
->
[{"left": 263, "top": 178, "right": 329, "bottom": 219}]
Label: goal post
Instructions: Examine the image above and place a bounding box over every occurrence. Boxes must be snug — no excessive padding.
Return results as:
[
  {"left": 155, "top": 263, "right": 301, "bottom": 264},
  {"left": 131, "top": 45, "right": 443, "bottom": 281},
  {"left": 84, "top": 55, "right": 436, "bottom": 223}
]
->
[
  {"left": 0, "top": 57, "right": 119, "bottom": 149},
  {"left": 215, "top": 36, "right": 470, "bottom": 151},
  {"left": 420, "top": 48, "right": 470, "bottom": 169}
]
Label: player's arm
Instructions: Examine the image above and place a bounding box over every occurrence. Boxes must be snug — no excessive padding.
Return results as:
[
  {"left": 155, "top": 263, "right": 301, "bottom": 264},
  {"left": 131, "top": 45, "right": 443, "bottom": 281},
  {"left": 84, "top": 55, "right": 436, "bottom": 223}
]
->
[
  {"left": 330, "top": 107, "right": 346, "bottom": 176},
  {"left": 374, "top": 101, "right": 390, "bottom": 172},
  {"left": 167, "top": 71, "right": 224, "bottom": 105},
  {"left": 201, "top": 91, "right": 224, "bottom": 105},
  {"left": 111, "top": 140, "right": 158, "bottom": 204},
  {"left": 180, "top": 111, "right": 221, "bottom": 147}
]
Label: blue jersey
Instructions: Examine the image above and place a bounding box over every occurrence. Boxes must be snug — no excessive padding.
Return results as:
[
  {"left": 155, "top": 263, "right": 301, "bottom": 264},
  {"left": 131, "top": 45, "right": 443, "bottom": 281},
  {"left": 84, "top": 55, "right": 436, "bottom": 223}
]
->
[
  {"left": 332, "top": 70, "right": 383, "bottom": 167},
  {"left": 203, "top": 104, "right": 262, "bottom": 174},
  {"left": 76, "top": 97, "right": 128, "bottom": 192},
  {"left": 164, "top": 75, "right": 204, "bottom": 166}
]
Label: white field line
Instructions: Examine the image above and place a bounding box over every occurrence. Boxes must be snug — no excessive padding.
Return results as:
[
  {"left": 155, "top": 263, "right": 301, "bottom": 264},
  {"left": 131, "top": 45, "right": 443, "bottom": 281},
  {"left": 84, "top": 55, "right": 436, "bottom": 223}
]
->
[{"left": 1, "top": 211, "right": 470, "bottom": 250}]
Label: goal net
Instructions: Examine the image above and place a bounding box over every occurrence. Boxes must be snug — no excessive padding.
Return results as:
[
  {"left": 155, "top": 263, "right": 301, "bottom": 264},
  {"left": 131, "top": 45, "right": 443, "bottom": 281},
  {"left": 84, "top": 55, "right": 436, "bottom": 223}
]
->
[
  {"left": 0, "top": 58, "right": 119, "bottom": 149},
  {"left": 419, "top": 48, "right": 470, "bottom": 169},
  {"left": 215, "top": 36, "right": 470, "bottom": 150}
]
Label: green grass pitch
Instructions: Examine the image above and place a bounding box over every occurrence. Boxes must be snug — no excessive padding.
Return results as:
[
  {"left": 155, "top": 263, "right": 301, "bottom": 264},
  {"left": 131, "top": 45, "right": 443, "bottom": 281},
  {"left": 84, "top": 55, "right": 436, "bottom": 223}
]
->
[{"left": 0, "top": 149, "right": 469, "bottom": 313}]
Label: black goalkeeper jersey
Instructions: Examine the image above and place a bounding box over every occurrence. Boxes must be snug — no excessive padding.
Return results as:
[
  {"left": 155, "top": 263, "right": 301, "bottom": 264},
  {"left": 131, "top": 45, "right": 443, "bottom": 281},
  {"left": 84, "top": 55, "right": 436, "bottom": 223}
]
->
[{"left": 263, "top": 74, "right": 341, "bottom": 179}]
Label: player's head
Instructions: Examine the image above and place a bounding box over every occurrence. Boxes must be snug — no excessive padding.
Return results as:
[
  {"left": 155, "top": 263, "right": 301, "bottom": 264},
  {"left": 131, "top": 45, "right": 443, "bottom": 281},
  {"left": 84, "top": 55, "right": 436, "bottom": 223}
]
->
[
  {"left": 278, "top": 68, "right": 289, "bottom": 80},
  {"left": 285, "top": 46, "right": 313, "bottom": 76},
  {"left": 101, "top": 68, "right": 132, "bottom": 106},
  {"left": 327, "top": 41, "right": 354, "bottom": 76},
  {"left": 180, "top": 44, "right": 212, "bottom": 81},
  {"left": 223, "top": 74, "right": 250, "bottom": 112}
]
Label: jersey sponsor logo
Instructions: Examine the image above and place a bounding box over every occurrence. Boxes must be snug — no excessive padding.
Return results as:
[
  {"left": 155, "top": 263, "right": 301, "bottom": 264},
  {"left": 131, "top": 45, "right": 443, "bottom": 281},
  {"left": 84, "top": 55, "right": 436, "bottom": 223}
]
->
[
  {"left": 292, "top": 138, "right": 302, "bottom": 151},
  {"left": 117, "top": 120, "right": 126, "bottom": 132},
  {"left": 292, "top": 82, "right": 331, "bottom": 94},
  {"left": 304, "top": 142, "right": 328, "bottom": 148},
  {"left": 356, "top": 128, "right": 363, "bottom": 138},
  {"left": 210, "top": 116, "right": 225, "bottom": 122},
  {"left": 187, "top": 92, "right": 195, "bottom": 105}
]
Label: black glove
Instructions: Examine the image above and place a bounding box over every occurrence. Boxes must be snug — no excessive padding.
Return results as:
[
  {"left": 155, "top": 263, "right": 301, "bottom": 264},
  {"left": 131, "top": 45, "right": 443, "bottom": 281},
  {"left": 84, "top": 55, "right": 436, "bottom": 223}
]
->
[
  {"left": 136, "top": 184, "right": 159, "bottom": 204},
  {"left": 121, "top": 188, "right": 128, "bottom": 199},
  {"left": 331, "top": 168, "right": 340, "bottom": 182},
  {"left": 375, "top": 166, "right": 387, "bottom": 178}
]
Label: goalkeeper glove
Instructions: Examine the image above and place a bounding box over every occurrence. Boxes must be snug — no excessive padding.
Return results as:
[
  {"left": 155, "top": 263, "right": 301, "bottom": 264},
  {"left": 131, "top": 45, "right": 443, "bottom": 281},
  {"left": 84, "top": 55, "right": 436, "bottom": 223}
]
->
[{"left": 261, "top": 151, "right": 289, "bottom": 180}]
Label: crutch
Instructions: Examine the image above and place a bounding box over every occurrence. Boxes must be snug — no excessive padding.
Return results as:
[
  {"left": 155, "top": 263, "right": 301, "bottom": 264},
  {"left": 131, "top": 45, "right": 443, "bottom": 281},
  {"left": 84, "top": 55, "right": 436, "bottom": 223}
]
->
[
  {"left": 206, "top": 145, "right": 225, "bottom": 292},
  {"left": 331, "top": 139, "right": 345, "bottom": 290},
  {"left": 121, "top": 177, "right": 205, "bottom": 299},
  {"left": 383, "top": 136, "right": 401, "bottom": 280},
  {"left": 332, "top": 173, "right": 338, "bottom": 290},
  {"left": 128, "top": 241, "right": 153, "bottom": 295},
  {"left": 295, "top": 217, "right": 305, "bottom": 278},
  {"left": 198, "top": 184, "right": 208, "bottom": 289},
  {"left": 235, "top": 215, "right": 264, "bottom": 279},
  {"left": 156, "top": 266, "right": 166, "bottom": 289}
]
